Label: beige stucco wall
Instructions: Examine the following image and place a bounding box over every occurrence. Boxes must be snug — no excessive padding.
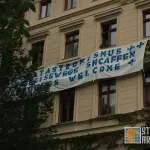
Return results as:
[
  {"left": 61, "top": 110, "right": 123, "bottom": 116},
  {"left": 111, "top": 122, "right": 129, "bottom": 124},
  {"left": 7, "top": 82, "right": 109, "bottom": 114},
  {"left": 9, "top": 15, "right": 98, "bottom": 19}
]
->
[{"left": 26, "top": 0, "right": 150, "bottom": 144}]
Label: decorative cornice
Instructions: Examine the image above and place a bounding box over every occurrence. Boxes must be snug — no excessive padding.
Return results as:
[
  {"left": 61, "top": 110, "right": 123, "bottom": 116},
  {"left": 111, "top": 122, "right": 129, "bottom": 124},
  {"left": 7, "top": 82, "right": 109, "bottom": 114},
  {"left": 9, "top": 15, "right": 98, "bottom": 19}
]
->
[
  {"left": 59, "top": 19, "right": 85, "bottom": 31},
  {"left": 120, "top": 0, "right": 128, "bottom": 5},
  {"left": 94, "top": 7, "right": 122, "bottom": 20},
  {"left": 135, "top": 0, "right": 150, "bottom": 7},
  {"left": 28, "top": 0, "right": 120, "bottom": 31},
  {"left": 28, "top": 29, "right": 50, "bottom": 41}
]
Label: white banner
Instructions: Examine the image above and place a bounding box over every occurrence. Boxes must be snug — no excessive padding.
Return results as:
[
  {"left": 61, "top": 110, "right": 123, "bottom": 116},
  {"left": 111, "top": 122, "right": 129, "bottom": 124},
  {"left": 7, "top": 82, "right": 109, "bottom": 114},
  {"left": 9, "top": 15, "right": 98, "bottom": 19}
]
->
[{"left": 27, "top": 40, "right": 148, "bottom": 92}]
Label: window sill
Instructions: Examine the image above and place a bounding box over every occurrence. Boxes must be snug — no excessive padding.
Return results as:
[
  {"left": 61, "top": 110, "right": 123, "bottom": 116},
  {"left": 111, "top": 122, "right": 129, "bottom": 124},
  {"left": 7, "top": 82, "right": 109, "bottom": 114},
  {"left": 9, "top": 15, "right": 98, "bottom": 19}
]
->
[
  {"left": 142, "top": 107, "right": 150, "bottom": 111},
  {"left": 38, "top": 15, "right": 50, "bottom": 20},
  {"left": 63, "top": 7, "right": 76, "bottom": 12},
  {"left": 55, "top": 121, "right": 76, "bottom": 126},
  {"left": 37, "top": 65, "right": 45, "bottom": 70},
  {"left": 58, "top": 56, "right": 80, "bottom": 64},
  {"left": 99, "top": 45, "right": 117, "bottom": 50},
  {"left": 142, "top": 36, "right": 150, "bottom": 40},
  {"left": 89, "top": 114, "right": 116, "bottom": 121}
]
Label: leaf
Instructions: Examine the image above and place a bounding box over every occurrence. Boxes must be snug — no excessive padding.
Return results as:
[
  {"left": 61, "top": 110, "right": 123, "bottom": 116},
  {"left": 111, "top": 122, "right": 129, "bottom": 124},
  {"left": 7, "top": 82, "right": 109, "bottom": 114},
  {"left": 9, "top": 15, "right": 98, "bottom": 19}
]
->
[
  {"left": 28, "top": 1, "right": 36, "bottom": 12},
  {"left": 24, "top": 20, "right": 30, "bottom": 26},
  {"left": 24, "top": 29, "right": 30, "bottom": 37}
]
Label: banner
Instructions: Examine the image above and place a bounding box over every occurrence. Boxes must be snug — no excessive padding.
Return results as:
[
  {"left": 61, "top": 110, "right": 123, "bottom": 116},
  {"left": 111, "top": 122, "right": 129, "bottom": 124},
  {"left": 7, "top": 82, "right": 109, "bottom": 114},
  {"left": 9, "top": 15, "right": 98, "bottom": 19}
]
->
[{"left": 28, "top": 40, "right": 148, "bottom": 92}]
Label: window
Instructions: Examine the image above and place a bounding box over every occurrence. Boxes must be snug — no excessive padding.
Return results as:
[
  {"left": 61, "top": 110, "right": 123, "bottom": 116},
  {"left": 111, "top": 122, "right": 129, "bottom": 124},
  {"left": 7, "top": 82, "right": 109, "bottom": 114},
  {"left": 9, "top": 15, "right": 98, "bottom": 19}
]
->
[
  {"left": 65, "top": 0, "right": 76, "bottom": 10},
  {"left": 99, "top": 79, "right": 116, "bottom": 115},
  {"left": 144, "top": 72, "right": 150, "bottom": 107},
  {"left": 59, "top": 88, "right": 75, "bottom": 123},
  {"left": 65, "top": 31, "right": 79, "bottom": 59},
  {"left": 101, "top": 20, "right": 117, "bottom": 48},
  {"left": 143, "top": 10, "right": 150, "bottom": 37},
  {"left": 32, "top": 41, "right": 44, "bottom": 66},
  {"left": 40, "top": 0, "right": 51, "bottom": 19}
]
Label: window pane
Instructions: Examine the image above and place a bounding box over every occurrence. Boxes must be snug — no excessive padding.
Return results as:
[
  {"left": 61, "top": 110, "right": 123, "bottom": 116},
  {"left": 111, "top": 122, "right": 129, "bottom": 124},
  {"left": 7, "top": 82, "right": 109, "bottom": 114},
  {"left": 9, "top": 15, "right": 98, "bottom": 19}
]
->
[
  {"left": 111, "top": 23, "right": 117, "bottom": 29},
  {"left": 47, "top": 3, "right": 51, "bottom": 16},
  {"left": 102, "top": 86, "right": 108, "bottom": 92},
  {"left": 111, "top": 31, "right": 116, "bottom": 46},
  {"left": 109, "top": 93, "right": 115, "bottom": 114},
  {"left": 101, "top": 95, "right": 107, "bottom": 115},
  {"left": 110, "top": 84, "right": 116, "bottom": 90},
  {"left": 145, "top": 88, "right": 150, "bottom": 107},
  {"left": 61, "top": 104, "right": 67, "bottom": 122},
  {"left": 38, "top": 51, "right": 43, "bottom": 66},
  {"left": 69, "top": 100, "right": 74, "bottom": 121},
  {"left": 41, "top": 5, "right": 46, "bottom": 18},
  {"left": 66, "top": 36, "right": 73, "bottom": 42},
  {"left": 65, "top": 44, "right": 73, "bottom": 59},
  {"left": 74, "top": 34, "right": 79, "bottom": 40},
  {"left": 102, "top": 33, "right": 109, "bottom": 46},
  {"left": 102, "top": 24, "right": 109, "bottom": 32},
  {"left": 146, "top": 13, "right": 150, "bottom": 19},
  {"left": 73, "top": 42, "right": 78, "bottom": 57},
  {"left": 32, "top": 42, "right": 44, "bottom": 66},
  {"left": 73, "top": 0, "right": 76, "bottom": 8},
  {"left": 66, "top": 0, "right": 71, "bottom": 9},
  {"left": 146, "top": 77, "right": 150, "bottom": 83},
  {"left": 146, "top": 22, "right": 150, "bottom": 37}
]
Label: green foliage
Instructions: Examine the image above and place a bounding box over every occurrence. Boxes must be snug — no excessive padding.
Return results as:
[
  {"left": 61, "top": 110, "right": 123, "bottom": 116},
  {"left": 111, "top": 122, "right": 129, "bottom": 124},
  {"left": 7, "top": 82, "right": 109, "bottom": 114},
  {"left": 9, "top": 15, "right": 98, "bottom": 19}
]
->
[{"left": 0, "top": 0, "right": 58, "bottom": 150}]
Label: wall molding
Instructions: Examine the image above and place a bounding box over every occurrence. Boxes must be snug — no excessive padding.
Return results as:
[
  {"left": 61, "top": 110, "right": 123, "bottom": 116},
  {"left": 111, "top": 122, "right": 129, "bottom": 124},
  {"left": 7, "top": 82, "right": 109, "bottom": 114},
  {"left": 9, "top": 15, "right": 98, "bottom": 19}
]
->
[
  {"left": 120, "top": 0, "right": 135, "bottom": 5},
  {"left": 27, "top": 29, "right": 50, "bottom": 41},
  {"left": 59, "top": 19, "right": 85, "bottom": 31},
  {"left": 135, "top": 0, "right": 150, "bottom": 8},
  {"left": 94, "top": 6, "right": 122, "bottom": 20}
]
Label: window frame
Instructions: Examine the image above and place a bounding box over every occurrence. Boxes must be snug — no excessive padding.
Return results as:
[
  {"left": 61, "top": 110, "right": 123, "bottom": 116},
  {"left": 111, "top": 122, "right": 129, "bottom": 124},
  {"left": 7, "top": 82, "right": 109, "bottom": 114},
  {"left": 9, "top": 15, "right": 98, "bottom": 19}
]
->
[
  {"left": 99, "top": 79, "right": 116, "bottom": 116},
  {"left": 101, "top": 19, "right": 117, "bottom": 48},
  {"left": 40, "top": 0, "right": 51, "bottom": 19},
  {"left": 59, "top": 88, "right": 75, "bottom": 123},
  {"left": 65, "top": 0, "right": 76, "bottom": 10},
  {"left": 64, "top": 30, "right": 79, "bottom": 59},
  {"left": 32, "top": 40, "right": 45, "bottom": 66},
  {"left": 143, "top": 10, "right": 150, "bottom": 38},
  {"left": 143, "top": 72, "right": 150, "bottom": 108}
]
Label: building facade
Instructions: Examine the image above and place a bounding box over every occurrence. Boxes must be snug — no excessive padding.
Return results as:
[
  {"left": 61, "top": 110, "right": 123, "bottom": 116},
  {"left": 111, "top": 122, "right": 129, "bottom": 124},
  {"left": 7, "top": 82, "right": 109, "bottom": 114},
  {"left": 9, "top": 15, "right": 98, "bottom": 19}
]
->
[{"left": 25, "top": 0, "right": 150, "bottom": 149}]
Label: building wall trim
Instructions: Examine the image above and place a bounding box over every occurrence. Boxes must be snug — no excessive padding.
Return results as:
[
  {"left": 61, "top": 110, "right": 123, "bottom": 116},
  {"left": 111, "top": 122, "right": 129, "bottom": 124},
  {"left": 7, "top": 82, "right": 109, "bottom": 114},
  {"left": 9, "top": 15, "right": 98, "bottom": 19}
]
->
[
  {"left": 135, "top": 0, "right": 150, "bottom": 8},
  {"left": 94, "top": 6, "right": 122, "bottom": 20},
  {"left": 27, "top": 29, "right": 50, "bottom": 41},
  {"left": 59, "top": 19, "right": 85, "bottom": 31}
]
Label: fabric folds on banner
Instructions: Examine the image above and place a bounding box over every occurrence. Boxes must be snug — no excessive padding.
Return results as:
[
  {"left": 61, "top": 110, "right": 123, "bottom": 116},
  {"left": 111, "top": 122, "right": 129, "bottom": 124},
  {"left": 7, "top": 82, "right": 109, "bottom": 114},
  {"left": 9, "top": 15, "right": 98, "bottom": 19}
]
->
[{"left": 28, "top": 40, "right": 148, "bottom": 92}]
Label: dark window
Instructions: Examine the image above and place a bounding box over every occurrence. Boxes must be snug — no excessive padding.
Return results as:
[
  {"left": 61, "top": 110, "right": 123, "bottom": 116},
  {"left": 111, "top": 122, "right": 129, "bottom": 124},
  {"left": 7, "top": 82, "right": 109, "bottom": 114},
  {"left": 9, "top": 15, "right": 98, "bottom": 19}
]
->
[
  {"left": 99, "top": 79, "right": 116, "bottom": 115},
  {"left": 65, "top": 31, "right": 79, "bottom": 59},
  {"left": 59, "top": 88, "right": 75, "bottom": 123},
  {"left": 65, "top": 0, "right": 76, "bottom": 10},
  {"left": 101, "top": 20, "right": 117, "bottom": 48},
  {"left": 40, "top": 0, "right": 51, "bottom": 19},
  {"left": 144, "top": 72, "right": 150, "bottom": 107},
  {"left": 143, "top": 10, "right": 150, "bottom": 37},
  {"left": 32, "top": 41, "right": 44, "bottom": 66}
]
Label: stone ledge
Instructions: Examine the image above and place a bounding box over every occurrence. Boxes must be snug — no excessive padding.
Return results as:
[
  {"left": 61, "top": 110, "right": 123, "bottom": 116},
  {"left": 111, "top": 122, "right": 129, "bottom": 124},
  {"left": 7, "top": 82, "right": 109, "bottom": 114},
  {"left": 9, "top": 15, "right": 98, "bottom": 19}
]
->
[
  {"left": 94, "top": 7, "right": 122, "bottom": 20},
  {"left": 59, "top": 19, "right": 85, "bottom": 31},
  {"left": 135, "top": 0, "right": 150, "bottom": 8},
  {"left": 27, "top": 30, "right": 50, "bottom": 41}
]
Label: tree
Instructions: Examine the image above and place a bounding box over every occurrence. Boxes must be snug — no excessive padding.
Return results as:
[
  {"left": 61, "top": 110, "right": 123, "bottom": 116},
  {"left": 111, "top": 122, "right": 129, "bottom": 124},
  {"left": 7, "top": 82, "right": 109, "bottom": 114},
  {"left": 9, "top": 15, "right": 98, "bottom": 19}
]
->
[{"left": 0, "top": 0, "right": 59, "bottom": 149}]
